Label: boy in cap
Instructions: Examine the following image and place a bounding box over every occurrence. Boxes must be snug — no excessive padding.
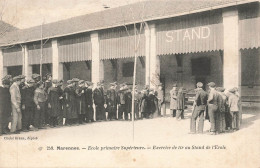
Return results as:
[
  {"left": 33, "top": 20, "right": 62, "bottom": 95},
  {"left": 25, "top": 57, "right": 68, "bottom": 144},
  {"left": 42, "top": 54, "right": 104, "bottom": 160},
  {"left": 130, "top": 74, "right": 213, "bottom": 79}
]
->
[
  {"left": 190, "top": 82, "right": 208, "bottom": 134},
  {"left": 228, "top": 88, "right": 240, "bottom": 131},
  {"left": 93, "top": 82, "right": 105, "bottom": 121},
  {"left": 0, "top": 76, "right": 12, "bottom": 135},
  {"left": 34, "top": 81, "right": 48, "bottom": 130},
  {"left": 9, "top": 75, "right": 24, "bottom": 134},
  {"left": 48, "top": 79, "right": 63, "bottom": 127},
  {"left": 22, "top": 79, "right": 36, "bottom": 132},
  {"left": 106, "top": 82, "right": 118, "bottom": 120},
  {"left": 85, "top": 81, "right": 94, "bottom": 122}
]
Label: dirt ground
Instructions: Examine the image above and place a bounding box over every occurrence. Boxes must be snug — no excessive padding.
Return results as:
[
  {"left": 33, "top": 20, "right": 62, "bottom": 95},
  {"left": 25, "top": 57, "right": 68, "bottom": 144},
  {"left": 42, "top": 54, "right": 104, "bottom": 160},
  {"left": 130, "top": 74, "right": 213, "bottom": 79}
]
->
[{"left": 0, "top": 105, "right": 259, "bottom": 168}]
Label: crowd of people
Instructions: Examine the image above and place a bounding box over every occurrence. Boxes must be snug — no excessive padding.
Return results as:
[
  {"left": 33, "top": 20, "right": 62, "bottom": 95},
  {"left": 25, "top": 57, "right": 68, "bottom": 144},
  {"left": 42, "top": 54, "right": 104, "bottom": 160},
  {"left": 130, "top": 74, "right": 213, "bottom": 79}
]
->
[
  {"left": 0, "top": 73, "right": 241, "bottom": 136},
  {"left": 0, "top": 73, "right": 165, "bottom": 135},
  {"left": 189, "top": 82, "right": 241, "bottom": 135}
]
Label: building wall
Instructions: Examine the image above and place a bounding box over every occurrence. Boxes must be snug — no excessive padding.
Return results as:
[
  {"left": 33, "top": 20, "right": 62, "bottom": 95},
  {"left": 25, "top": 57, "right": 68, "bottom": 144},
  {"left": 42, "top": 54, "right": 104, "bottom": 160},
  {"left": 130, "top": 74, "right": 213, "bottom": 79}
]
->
[
  {"left": 160, "top": 51, "right": 223, "bottom": 102},
  {"left": 103, "top": 57, "right": 145, "bottom": 90},
  {"left": 63, "top": 62, "right": 91, "bottom": 82}
]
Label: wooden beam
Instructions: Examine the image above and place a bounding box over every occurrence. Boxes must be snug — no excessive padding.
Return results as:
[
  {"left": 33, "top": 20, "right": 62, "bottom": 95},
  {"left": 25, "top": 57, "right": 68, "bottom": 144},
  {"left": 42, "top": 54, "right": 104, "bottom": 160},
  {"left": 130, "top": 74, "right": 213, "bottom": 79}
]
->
[{"left": 139, "top": 57, "right": 145, "bottom": 68}]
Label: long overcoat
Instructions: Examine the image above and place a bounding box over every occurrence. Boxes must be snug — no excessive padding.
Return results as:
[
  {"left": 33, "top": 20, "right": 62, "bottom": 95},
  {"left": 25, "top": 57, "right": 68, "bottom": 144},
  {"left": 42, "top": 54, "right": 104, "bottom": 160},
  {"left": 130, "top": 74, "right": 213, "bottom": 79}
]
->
[{"left": 48, "top": 86, "right": 63, "bottom": 117}]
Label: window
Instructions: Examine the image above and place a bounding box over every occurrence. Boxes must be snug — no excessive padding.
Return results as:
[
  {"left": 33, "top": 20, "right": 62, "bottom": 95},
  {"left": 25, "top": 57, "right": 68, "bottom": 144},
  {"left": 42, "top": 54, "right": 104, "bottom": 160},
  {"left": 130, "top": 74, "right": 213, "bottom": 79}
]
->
[
  {"left": 122, "top": 62, "right": 134, "bottom": 77},
  {"left": 191, "top": 57, "right": 211, "bottom": 76}
]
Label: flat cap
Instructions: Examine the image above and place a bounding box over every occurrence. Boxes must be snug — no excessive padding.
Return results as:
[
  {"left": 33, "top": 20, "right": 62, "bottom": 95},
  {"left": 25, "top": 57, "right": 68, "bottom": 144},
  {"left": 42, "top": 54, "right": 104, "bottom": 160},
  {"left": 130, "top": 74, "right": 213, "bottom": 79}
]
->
[
  {"left": 110, "top": 82, "right": 117, "bottom": 86},
  {"left": 207, "top": 82, "right": 216, "bottom": 87},
  {"left": 72, "top": 78, "right": 80, "bottom": 82},
  {"left": 13, "top": 75, "right": 24, "bottom": 81},
  {"left": 67, "top": 80, "right": 73, "bottom": 84},
  {"left": 216, "top": 87, "right": 225, "bottom": 92},
  {"left": 196, "top": 82, "right": 203, "bottom": 88},
  {"left": 52, "top": 79, "right": 59, "bottom": 84},
  {"left": 32, "top": 74, "right": 40, "bottom": 79},
  {"left": 19, "top": 75, "right": 26, "bottom": 79},
  {"left": 27, "top": 79, "right": 35, "bottom": 84},
  {"left": 86, "top": 81, "right": 93, "bottom": 86},
  {"left": 78, "top": 80, "right": 85, "bottom": 85},
  {"left": 229, "top": 88, "right": 236, "bottom": 93}
]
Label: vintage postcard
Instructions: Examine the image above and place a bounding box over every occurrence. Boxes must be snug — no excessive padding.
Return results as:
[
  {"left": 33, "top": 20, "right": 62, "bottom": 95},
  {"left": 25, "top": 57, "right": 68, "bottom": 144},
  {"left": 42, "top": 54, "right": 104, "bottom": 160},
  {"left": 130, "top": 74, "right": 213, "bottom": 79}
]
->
[{"left": 0, "top": 0, "right": 259, "bottom": 167}]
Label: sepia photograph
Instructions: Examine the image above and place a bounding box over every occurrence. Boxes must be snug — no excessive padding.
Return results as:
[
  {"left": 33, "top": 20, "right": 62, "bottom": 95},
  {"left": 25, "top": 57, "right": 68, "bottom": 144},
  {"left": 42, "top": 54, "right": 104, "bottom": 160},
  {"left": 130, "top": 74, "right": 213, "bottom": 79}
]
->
[{"left": 0, "top": 0, "right": 260, "bottom": 167}]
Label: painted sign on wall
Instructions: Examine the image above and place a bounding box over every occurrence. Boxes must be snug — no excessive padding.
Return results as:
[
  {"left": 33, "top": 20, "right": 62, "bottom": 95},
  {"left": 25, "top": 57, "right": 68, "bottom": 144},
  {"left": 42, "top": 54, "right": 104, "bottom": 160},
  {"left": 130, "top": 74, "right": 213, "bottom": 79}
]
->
[{"left": 157, "top": 23, "right": 223, "bottom": 55}]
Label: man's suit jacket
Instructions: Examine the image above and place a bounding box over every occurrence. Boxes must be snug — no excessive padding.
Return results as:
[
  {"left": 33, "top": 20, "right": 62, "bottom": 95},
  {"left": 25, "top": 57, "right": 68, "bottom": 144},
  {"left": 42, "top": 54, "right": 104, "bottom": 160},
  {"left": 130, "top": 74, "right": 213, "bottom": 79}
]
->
[
  {"left": 195, "top": 88, "right": 208, "bottom": 111},
  {"left": 10, "top": 82, "right": 21, "bottom": 110}
]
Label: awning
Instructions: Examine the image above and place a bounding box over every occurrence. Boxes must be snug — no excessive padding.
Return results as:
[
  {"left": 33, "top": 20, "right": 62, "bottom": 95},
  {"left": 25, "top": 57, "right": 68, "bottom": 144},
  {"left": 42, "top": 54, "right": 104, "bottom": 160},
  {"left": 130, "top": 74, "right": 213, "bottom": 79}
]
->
[
  {"left": 156, "top": 23, "right": 223, "bottom": 55},
  {"left": 239, "top": 17, "right": 260, "bottom": 50},
  {"left": 100, "top": 34, "right": 146, "bottom": 60},
  {"left": 58, "top": 35, "right": 92, "bottom": 62},
  {"left": 28, "top": 41, "right": 52, "bottom": 65},
  {"left": 3, "top": 46, "right": 23, "bottom": 66}
]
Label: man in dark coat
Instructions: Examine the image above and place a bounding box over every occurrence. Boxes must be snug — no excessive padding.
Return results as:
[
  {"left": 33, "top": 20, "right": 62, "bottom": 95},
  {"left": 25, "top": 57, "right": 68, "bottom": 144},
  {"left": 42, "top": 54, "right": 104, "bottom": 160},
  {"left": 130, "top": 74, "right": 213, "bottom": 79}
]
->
[
  {"left": 63, "top": 80, "right": 72, "bottom": 125},
  {"left": 216, "top": 87, "right": 228, "bottom": 133},
  {"left": 140, "top": 88, "right": 148, "bottom": 119},
  {"left": 85, "top": 81, "right": 94, "bottom": 122},
  {"left": 48, "top": 79, "right": 63, "bottom": 127},
  {"left": 125, "top": 86, "right": 132, "bottom": 120},
  {"left": 21, "top": 79, "right": 36, "bottom": 132},
  {"left": 176, "top": 87, "right": 186, "bottom": 120},
  {"left": 43, "top": 74, "right": 52, "bottom": 126},
  {"left": 207, "top": 82, "right": 221, "bottom": 135},
  {"left": 133, "top": 87, "right": 141, "bottom": 119},
  {"left": 0, "top": 76, "right": 12, "bottom": 135},
  {"left": 190, "top": 82, "right": 208, "bottom": 134},
  {"left": 147, "top": 88, "right": 158, "bottom": 118},
  {"left": 93, "top": 82, "right": 105, "bottom": 121},
  {"left": 76, "top": 80, "right": 86, "bottom": 124},
  {"left": 64, "top": 79, "right": 78, "bottom": 125},
  {"left": 117, "top": 84, "right": 127, "bottom": 120},
  {"left": 106, "top": 82, "right": 118, "bottom": 120}
]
